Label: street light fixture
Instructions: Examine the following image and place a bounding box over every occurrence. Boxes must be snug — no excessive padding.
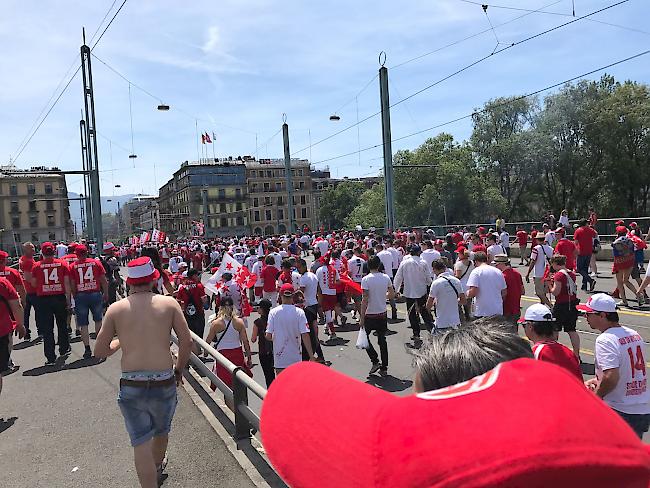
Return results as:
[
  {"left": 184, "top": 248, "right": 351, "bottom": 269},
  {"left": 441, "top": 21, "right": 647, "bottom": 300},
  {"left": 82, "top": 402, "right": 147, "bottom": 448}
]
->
[
  {"left": 157, "top": 103, "right": 170, "bottom": 111},
  {"left": 329, "top": 114, "right": 341, "bottom": 121}
]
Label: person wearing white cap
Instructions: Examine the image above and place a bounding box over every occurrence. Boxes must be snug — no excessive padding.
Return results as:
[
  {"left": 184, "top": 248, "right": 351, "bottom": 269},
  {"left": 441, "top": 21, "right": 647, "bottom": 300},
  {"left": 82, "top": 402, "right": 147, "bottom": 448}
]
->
[
  {"left": 579, "top": 293, "right": 650, "bottom": 438},
  {"left": 520, "top": 303, "right": 582, "bottom": 381}
]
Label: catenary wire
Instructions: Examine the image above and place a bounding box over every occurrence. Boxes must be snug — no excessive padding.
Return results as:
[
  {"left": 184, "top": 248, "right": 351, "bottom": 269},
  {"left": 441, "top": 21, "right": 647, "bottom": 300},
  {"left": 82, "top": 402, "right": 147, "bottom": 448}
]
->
[{"left": 309, "top": 49, "right": 650, "bottom": 167}]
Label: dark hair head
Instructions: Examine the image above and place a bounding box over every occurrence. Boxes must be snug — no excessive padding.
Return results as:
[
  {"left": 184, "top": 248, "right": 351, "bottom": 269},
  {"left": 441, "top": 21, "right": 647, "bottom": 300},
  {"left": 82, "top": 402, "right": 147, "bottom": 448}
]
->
[
  {"left": 431, "top": 259, "right": 446, "bottom": 272},
  {"left": 265, "top": 255, "right": 275, "bottom": 265},
  {"left": 187, "top": 268, "right": 199, "bottom": 278},
  {"left": 368, "top": 256, "right": 381, "bottom": 270},
  {"left": 141, "top": 247, "right": 162, "bottom": 270},
  {"left": 413, "top": 319, "right": 533, "bottom": 391},
  {"left": 605, "top": 311, "right": 619, "bottom": 322},
  {"left": 222, "top": 272, "right": 233, "bottom": 281},
  {"left": 529, "top": 321, "right": 555, "bottom": 337},
  {"left": 313, "top": 250, "right": 321, "bottom": 258},
  {"left": 258, "top": 298, "right": 272, "bottom": 312},
  {"left": 220, "top": 296, "right": 234, "bottom": 307},
  {"left": 550, "top": 254, "right": 566, "bottom": 266},
  {"left": 296, "top": 258, "right": 307, "bottom": 269},
  {"left": 579, "top": 219, "right": 588, "bottom": 227},
  {"left": 281, "top": 259, "right": 292, "bottom": 269},
  {"left": 473, "top": 251, "right": 488, "bottom": 263},
  {"left": 332, "top": 249, "right": 341, "bottom": 259}
]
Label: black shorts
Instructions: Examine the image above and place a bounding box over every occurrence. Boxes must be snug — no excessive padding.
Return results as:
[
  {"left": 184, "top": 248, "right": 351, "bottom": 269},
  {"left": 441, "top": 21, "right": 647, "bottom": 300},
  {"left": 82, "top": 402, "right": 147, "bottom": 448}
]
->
[
  {"left": 0, "top": 333, "right": 10, "bottom": 372},
  {"left": 553, "top": 301, "right": 578, "bottom": 332},
  {"left": 336, "top": 292, "right": 347, "bottom": 307},
  {"left": 305, "top": 305, "right": 318, "bottom": 325},
  {"left": 186, "top": 313, "right": 206, "bottom": 340},
  {"left": 631, "top": 264, "right": 641, "bottom": 279}
]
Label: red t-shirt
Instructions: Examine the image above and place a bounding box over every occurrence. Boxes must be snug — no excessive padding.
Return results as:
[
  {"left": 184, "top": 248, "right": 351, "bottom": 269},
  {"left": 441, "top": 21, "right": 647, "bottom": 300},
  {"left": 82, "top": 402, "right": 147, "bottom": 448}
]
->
[
  {"left": 177, "top": 281, "right": 206, "bottom": 315},
  {"left": 261, "top": 265, "right": 279, "bottom": 292},
  {"left": 553, "top": 270, "right": 577, "bottom": 304},
  {"left": 516, "top": 231, "right": 528, "bottom": 246},
  {"left": 573, "top": 226, "right": 597, "bottom": 256},
  {"left": 62, "top": 254, "right": 77, "bottom": 266},
  {"left": 192, "top": 253, "right": 204, "bottom": 269},
  {"left": 532, "top": 341, "right": 582, "bottom": 381},
  {"left": 31, "top": 258, "right": 69, "bottom": 296},
  {"left": 502, "top": 267, "right": 523, "bottom": 316},
  {"left": 554, "top": 239, "right": 577, "bottom": 270},
  {"left": 19, "top": 256, "right": 37, "bottom": 294},
  {"left": 0, "top": 266, "right": 24, "bottom": 291},
  {"left": 0, "top": 277, "right": 19, "bottom": 336},
  {"left": 71, "top": 258, "right": 106, "bottom": 293}
]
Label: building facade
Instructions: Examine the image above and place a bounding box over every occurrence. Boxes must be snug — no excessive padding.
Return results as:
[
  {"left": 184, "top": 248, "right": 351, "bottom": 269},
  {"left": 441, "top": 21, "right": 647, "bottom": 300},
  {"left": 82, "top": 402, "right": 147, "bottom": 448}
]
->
[
  {"left": 0, "top": 166, "right": 73, "bottom": 254},
  {"left": 246, "top": 158, "right": 315, "bottom": 235},
  {"left": 119, "top": 195, "right": 158, "bottom": 235},
  {"left": 158, "top": 159, "right": 249, "bottom": 238}
]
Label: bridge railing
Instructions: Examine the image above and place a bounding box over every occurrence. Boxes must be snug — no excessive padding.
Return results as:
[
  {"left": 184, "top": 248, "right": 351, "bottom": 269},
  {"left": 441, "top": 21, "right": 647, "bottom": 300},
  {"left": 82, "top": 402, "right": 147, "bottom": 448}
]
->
[{"left": 171, "top": 330, "right": 267, "bottom": 447}]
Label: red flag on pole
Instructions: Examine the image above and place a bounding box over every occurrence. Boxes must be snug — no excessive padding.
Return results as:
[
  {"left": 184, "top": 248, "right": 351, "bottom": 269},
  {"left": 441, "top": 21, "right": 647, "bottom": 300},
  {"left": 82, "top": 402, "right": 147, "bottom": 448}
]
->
[
  {"left": 205, "top": 133, "right": 212, "bottom": 143},
  {"left": 201, "top": 134, "right": 206, "bottom": 144}
]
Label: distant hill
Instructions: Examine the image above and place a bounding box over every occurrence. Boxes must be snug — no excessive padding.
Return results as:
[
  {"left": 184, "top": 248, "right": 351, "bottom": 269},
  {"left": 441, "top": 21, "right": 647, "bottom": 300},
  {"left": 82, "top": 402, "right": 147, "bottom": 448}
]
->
[{"left": 68, "top": 192, "right": 138, "bottom": 230}]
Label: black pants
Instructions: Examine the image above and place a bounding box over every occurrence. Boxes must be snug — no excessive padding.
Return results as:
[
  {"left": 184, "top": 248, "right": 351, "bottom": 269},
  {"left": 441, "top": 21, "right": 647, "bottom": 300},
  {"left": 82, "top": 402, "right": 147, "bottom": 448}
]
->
[
  {"left": 303, "top": 305, "right": 325, "bottom": 360},
  {"left": 365, "top": 315, "right": 388, "bottom": 369},
  {"left": 406, "top": 296, "right": 434, "bottom": 336},
  {"left": 37, "top": 294, "right": 69, "bottom": 362},
  {"left": 23, "top": 293, "right": 39, "bottom": 336},
  {"left": 259, "top": 354, "right": 275, "bottom": 388}
]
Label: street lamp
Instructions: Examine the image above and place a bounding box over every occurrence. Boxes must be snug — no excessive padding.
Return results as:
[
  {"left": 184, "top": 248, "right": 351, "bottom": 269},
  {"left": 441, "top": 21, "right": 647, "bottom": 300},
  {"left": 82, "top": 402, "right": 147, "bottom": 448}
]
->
[
  {"left": 329, "top": 114, "right": 341, "bottom": 121},
  {"left": 157, "top": 103, "right": 170, "bottom": 111}
]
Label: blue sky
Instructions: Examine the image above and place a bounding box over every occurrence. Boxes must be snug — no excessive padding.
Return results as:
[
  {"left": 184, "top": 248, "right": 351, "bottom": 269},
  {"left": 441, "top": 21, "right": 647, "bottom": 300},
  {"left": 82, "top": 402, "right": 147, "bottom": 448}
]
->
[{"left": 1, "top": 0, "right": 648, "bottom": 196}]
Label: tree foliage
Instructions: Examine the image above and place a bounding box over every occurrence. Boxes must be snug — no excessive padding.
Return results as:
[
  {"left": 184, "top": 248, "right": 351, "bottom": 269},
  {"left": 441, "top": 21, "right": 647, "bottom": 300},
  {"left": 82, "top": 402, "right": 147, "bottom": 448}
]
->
[{"left": 318, "top": 180, "right": 366, "bottom": 229}]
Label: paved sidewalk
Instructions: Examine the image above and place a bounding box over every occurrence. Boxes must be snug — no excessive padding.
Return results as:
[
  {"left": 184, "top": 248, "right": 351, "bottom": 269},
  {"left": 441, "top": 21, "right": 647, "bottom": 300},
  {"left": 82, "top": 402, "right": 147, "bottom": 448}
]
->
[{"left": 0, "top": 333, "right": 255, "bottom": 488}]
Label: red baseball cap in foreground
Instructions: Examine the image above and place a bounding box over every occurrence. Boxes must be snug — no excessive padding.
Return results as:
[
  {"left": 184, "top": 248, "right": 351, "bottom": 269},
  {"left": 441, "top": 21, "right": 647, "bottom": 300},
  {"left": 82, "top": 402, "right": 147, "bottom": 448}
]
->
[{"left": 261, "top": 359, "right": 650, "bottom": 488}]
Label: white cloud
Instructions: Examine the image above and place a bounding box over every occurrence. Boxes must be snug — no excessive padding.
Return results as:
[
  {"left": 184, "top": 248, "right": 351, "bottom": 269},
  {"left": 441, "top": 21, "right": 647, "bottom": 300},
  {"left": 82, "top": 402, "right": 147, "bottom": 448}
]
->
[{"left": 203, "top": 26, "right": 220, "bottom": 54}]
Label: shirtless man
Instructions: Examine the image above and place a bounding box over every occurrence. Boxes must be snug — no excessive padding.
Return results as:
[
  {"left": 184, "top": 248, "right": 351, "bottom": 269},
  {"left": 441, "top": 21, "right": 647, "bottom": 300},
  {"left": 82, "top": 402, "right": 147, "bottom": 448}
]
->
[{"left": 95, "top": 257, "right": 192, "bottom": 488}]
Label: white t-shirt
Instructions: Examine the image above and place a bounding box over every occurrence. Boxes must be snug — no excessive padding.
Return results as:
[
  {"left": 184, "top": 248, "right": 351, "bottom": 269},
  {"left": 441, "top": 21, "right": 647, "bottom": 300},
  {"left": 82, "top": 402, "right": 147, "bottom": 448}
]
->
[
  {"left": 559, "top": 215, "right": 570, "bottom": 227},
  {"left": 271, "top": 252, "right": 282, "bottom": 269},
  {"left": 315, "top": 265, "right": 339, "bottom": 296},
  {"left": 233, "top": 252, "right": 247, "bottom": 265},
  {"left": 466, "top": 264, "right": 506, "bottom": 317},
  {"left": 500, "top": 231, "right": 510, "bottom": 248},
  {"left": 487, "top": 244, "right": 506, "bottom": 262},
  {"left": 530, "top": 244, "right": 553, "bottom": 278},
  {"left": 387, "top": 247, "right": 401, "bottom": 269},
  {"left": 314, "top": 239, "right": 329, "bottom": 255},
  {"left": 347, "top": 256, "right": 366, "bottom": 283},
  {"left": 168, "top": 256, "right": 183, "bottom": 273},
  {"left": 544, "top": 231, "right": 557, "bottom": 247},
  {"left": 252, "top": 260, "right": 264, "bottom": 287},
  {"left": 376, "top": 250, "right": 395, "bottom": 278},
  {"left": 361, "top": 272, "right": 392, "bottom": 315},
  {"left": 300, "top": 235, "right": 310, "bottom": 244},
  {"left": 454, "top": 259, "right": 475, "bottom": 288},
  {"left": 299, "top": 272, "right": 319, "bottom": 307},
  {"left": 421, "top": 249, "right": 441, "bottom": 269},
  {"left": 56, "top": 243, "right": 68, "bottom": 258},
  {"left": 429, "top": 274, "right": 464, "bottom": 328},
  {"left": 595, "top": 326, "right": 650, "bottom": 415},
  {"left": 267, "top": 304, "right": 309, "bottom": 369},
  {"left": 244, "top": 255, "right": 257, "bottom": 272}
]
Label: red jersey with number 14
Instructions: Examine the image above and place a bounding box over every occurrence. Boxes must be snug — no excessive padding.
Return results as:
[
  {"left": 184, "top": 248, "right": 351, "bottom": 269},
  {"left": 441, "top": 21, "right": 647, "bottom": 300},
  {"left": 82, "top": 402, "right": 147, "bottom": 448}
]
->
[
  {"left": 71, "top": 258, "right": 106, "bottom": 293},
  {"left": 31, "top": 258, "right": 69, "bottom": 296}
]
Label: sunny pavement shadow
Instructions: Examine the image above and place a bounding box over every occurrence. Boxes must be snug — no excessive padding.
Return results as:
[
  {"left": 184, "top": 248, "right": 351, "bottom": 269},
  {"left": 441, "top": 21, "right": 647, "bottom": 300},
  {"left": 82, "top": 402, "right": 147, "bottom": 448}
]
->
[
  {"left": 320, "top": 337, "right": 350, "bottom": 347},
  {"left": 0, "top": 416, "right": 18, "bottom": 434},
  {"left": 366, "top": 374, "right": 413, "bottom": 393}
]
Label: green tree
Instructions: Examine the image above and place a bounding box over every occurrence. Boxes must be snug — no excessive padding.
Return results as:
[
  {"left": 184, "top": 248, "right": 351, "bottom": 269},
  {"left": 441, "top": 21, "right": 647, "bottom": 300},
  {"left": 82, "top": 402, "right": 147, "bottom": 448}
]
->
[
  {"left": 345, "top": 184, "right": 385, "bottom": 229},
  {"left": 318, "top": 180, "right": 366, "bottom": 229}
]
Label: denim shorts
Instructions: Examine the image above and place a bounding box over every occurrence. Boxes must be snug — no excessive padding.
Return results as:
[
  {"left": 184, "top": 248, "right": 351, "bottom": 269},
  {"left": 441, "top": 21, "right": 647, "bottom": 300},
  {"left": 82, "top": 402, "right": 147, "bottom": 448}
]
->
[
  {"left": 117, "top": 383, "right": 178, "bottom": 446},
  {"left": 74, "top": 291, "right": 104, "bottom": 326}
]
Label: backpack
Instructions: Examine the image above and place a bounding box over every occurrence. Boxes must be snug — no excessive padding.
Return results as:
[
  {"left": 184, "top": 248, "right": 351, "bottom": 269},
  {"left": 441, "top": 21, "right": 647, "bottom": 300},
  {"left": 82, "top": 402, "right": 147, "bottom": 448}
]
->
[{"left": 558, "top": 269, "right": 577, "bottom": 296}]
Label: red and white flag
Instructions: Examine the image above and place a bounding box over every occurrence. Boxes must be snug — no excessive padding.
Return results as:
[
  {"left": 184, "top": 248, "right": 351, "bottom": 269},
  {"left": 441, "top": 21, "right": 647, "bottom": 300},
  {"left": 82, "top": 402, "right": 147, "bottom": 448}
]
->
[
  {"left": 205, "top": 132, "right": 212, "bottom": 143},
  {"left": 141, "top": 231, "right": 151, "bottom": 243},
  {"left": 205, "top": 253, "right": 257, "bottom": 295},
  {"left": 158, "top": 231, "right": 166, "bottom": 243},
  {"left": 201, "top": 134, "right": 206, "bottom": 144},
  {"left": 151, "top": 229, "right": 160, "bottom": 242}
]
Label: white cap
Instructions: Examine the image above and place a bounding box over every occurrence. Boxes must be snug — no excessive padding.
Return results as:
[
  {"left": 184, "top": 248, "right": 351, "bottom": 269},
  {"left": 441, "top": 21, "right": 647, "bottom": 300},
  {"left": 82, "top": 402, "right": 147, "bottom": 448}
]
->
[
  {"left": 523, "top": 304, "right": 555, "bottom": 322},
  {"left": 577, "top": 293, "right": 617, "bottom": 313}
]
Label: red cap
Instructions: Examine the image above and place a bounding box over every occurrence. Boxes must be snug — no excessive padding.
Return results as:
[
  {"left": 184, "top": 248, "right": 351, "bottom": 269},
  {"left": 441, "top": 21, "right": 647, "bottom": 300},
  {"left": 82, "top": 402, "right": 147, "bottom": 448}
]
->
[
  {"left": 631, "top": 222, "right": 638, "bottom": 228},
  {"left": 40, "top": 242, "right": 55, "bottom": 255},
  {"left": 616, "top": 219, "right": 625, "bottom": 225},
  {"left": 280, "top": 283, "right": 294, "bottom": 296},
  {"left": 0, "top": 250, "right": 8, "bottom": 259},
  {"left": 261, "top": 359, "right": 650, "bottom": 488},
  {"left": 75, "top": 244, "right": 88, "bottom": 255},
  {"left": 126, "top": 257, "right": 160, "bottom": 286},
  {"left": 455, "top": 245, "right": 467, "bottom": 254}
]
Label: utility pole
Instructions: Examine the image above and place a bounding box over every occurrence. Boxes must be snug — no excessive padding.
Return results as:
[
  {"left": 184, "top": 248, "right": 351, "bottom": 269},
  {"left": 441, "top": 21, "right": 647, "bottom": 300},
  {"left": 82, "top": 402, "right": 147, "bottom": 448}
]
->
[
  {"left": 282, "top": 114, "right": 295, "bottom": 234},
  {"left": 202, "top": 188, "right": 209, "bottom": 238},
  {"left": 80, "top": 30, "right": 103, "bottom": 249},
  {"left": 79, "top": 118, "right": 92, "bottom": 238},
  {"left": 379, "top": 52, "right": 395, "bottom": 232}
]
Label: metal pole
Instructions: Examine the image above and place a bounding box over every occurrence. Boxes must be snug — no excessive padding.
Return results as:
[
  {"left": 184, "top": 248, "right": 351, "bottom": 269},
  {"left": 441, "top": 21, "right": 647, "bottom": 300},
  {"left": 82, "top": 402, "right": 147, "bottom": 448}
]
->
[
  {"left": 79, "top": 119, "right": 93, "bottom": 238},
  {"left": 379, "top": 58, "right": 395, "bottom": 231},
  {"left": 202, "top": 188, "right": 209, "bottom": 238},
  {"left": 282, "top": 115, "right": 295, "bottom": 234},
  {"left": 81, "top": 41, "right": 103, "bottom": 249}
]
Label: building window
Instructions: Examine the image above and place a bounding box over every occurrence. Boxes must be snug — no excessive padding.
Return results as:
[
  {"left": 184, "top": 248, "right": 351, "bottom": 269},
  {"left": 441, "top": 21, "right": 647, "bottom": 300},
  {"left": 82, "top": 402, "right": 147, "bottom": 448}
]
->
[
  {"left": 236, "top": 216, "right": 244, "bottom": 226},
  {"left": 249, "top": 170, "right": 256, "bottom": 177},
  {"left": 218, "top": 189, "right": 225, "bottom": 199},
  {"left": 300, "top": 195, "right": 306, "bottom": 205},
  {"left": 12, "top": 217, "right": 20, "bottom": 228},
  {"left": 275, "top": 182, "right": 281, "bottom": 191},
  {"left": 266, "top": 170, "right": 272, "bottom": 178},
  {"left": 264, "top": 196, "right": 271, "bottom": 205},
  {"left": 220, "top": 218, "right": 227, "bottom": 227},
  {"left": 49, "top": 232, "right": 56, "bottom": 240},
  {"left": 277, "top": 196, "right": 283, "bottom": 205},
  {"left": 265, "top": 210, "right": 272, "bottom": 221},
  {"left": 236, "top": 202, "right": 242, "bottom": 211},
  {"left": 31, "top": 233, "right": 38, "bottom": 242},
  {"left": 10, "top": 184, "right": 17, "bottom": 196},
  {"left": 45, "top": 184, "right": 53, "bottom": 194},
  {"left": 46, "top": 200, "right": 54, "bottom": 210},
  {"left": 302, "top": 207, "right": 308, "bottom": 218},
  {"left": 254, "top": 211, "right": 260, "bottom": 222},
  {"left": 10, "top": 201, "right": 19, "bottom": 213},
  {"left": 27, "top": 184, "right": 36, "bottom": 195},
  {"left": 253, "top": 198, "right": 258, "bottom": 207},
  {"left": 263, "top": 182, "right": 270, "bottom": 191},
  {"left": 30, "top": 215, "right": 38, "bottom": 228},
  {"left": 220, "top": 203, "right": 227, "bottom": 213},
  {"left": 252, "top": 183, "right": 258, "bottom": 192},
  {"left": 235, "top": 188, "right": 242, "bottom": 198},
  {"left": 47, "top": 215, "right": 56, "bottom": 227},
  {"left": 299, "top": 181, "right": 305, "bottom": 190},
  {"left": 278, "top": 209, "right": 284, "bottom": 219},
  {"left": 29, "top": 201, "right": 37, "bottom": 211}
]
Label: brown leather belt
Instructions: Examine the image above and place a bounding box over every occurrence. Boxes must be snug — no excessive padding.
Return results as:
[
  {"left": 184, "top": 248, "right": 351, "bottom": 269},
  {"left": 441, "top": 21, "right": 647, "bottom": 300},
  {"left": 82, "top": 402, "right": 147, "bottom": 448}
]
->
[
  {"left": 365, "top": 312, "right": 387, "bottom": 319},
  {"left": 119, "top": 377, "right": 175, "bottom": 388}
]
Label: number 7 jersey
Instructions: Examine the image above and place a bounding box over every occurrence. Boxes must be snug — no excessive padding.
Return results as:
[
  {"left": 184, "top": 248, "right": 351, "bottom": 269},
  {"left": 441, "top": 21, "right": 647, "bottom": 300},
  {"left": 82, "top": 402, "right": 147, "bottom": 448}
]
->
[
  {"left": 70, "top": 258, "right": 106, "bottom": 293},
  {"left": 31, "top": 258, "right": 70, "bottom": 296}
]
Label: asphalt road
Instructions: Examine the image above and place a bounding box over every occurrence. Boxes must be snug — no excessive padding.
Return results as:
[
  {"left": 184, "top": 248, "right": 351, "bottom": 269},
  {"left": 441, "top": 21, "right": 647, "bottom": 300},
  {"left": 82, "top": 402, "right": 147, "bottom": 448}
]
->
[
  {"left": 0, "top": 316, "right": 255, "bottom": 487},
  {"left": 199, "top": 257, "right": 650, "bottom": 442}
]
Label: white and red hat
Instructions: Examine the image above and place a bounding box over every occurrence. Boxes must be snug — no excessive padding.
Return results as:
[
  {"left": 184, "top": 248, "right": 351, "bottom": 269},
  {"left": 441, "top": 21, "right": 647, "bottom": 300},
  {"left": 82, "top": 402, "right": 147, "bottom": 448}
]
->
[
  {"left": 260, "top": 359, "right": 650, "bottom": 488},
  {"left": 103, "top": 242, "right": 116, "bottom": 252},
  {"left": 576, "top": 293, "right": 618, "bottom": 313},
  {"left": 126, "top": 257, "right": 160, "bottom": 286}
]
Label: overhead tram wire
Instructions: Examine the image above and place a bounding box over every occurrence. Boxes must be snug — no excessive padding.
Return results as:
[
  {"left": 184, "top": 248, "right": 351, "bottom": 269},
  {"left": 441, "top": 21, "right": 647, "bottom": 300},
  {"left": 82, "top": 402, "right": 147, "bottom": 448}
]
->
[
  {"left": 456, "top": 0, "right": 650, "bottom": 36},
  {"left": 10, "top": 0, "right": 129, "bottom": 164},
  {"left": 294, "top": 0, "right": 630, "bottom": 157},
  {"left": 309, "top": 49, "right": 650, "bottom": 167}
]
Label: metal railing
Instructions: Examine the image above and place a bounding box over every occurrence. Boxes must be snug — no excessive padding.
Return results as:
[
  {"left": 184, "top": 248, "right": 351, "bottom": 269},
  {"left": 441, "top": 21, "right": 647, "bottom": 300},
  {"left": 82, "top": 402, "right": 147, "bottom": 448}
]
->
[{"left": 171, "top": 331, "right": 267, "bottom": 447}]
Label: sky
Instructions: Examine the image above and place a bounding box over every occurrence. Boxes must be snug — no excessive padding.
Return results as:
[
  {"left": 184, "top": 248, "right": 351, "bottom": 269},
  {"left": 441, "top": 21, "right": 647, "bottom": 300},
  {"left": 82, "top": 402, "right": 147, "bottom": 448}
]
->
[{"left": 1, "top": 0, "right": 648, "bottom": 197}]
